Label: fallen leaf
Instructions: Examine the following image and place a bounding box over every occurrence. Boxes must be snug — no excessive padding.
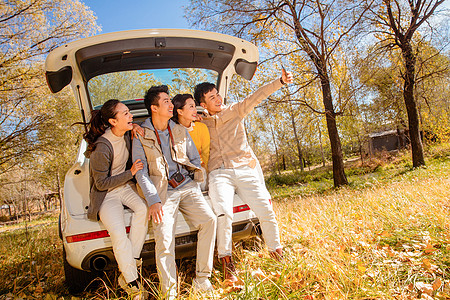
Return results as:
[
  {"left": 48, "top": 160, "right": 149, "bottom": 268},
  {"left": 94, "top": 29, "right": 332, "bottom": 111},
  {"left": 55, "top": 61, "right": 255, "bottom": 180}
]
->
[
  {"left": 222, "top": 279, "right": 235, "bottom": 287},
  {"left": 357, "top": 262, "right": 367, "bottom": 273},
  {"left": 432, "top": 278, "right": 442, "bottom": 291},
  {"left": 406, "top": 283, "right": 414, "bottom": 292},
  {"left": 416, "top": 282, "right": 433, "bottom": 296},
  {"left": 380, "top": 231, "right": 392, "bottom": 237},
  {"left": 422, "top": 258, "right": 432, "bottom": 270},
  {"left": 387, "top": 247, "right": 396, "bottom": 257},
  {"left": 235, "top": 277, "right": 244, "bottom": 285},
  {"left": 424, "top": 243, "right": 436, "bottom": 255}
]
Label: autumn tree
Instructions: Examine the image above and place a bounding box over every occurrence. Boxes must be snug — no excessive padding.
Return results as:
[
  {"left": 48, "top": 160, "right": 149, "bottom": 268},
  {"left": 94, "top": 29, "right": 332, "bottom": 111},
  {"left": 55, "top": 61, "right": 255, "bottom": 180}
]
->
[
  {"left": 0, "top": 0, "right": 99, "bottom": 175},
  {"left": 415, "top": 47, "right": 450, "bottom": 141},
  {"left": 186, "top": 0, "right": 373, "bottom": 186},
  {"left": 88, "top": 71, "right": 160, "bottom": 106},
  {"left": 367, "top": 0, "right": 446, "bottom": 167},
  {"left": 170, "top": 68, "right": 218, "bottom": 95}
]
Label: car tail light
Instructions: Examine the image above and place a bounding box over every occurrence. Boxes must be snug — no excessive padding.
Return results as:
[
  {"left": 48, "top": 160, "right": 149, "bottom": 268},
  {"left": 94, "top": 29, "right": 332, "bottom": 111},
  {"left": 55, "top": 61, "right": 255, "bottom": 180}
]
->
[
  {"left": 66, "top": 226, "right": 130, "bottom": 243},
  {"left": 232, "top": 199, "right": 272, "bottom": 213},
  {"left": 233, "top": 204, "right": 250, "bottom": 213}
]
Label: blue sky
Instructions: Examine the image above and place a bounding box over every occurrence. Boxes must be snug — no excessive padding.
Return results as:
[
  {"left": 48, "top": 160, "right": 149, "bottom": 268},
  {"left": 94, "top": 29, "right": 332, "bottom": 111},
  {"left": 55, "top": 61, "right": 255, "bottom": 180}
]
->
[
  {"left": 83, "top": 0, "right": 450, "bottom": 34},
  {"left": 82, "top": 0, "right": 191, "bottom": 33}
]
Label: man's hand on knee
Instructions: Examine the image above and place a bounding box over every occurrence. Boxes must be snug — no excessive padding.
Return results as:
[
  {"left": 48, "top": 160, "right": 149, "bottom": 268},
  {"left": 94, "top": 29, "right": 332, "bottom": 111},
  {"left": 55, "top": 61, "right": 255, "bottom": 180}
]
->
[{"left": 149, "top": 202, "right": 163, "bottom": 224}]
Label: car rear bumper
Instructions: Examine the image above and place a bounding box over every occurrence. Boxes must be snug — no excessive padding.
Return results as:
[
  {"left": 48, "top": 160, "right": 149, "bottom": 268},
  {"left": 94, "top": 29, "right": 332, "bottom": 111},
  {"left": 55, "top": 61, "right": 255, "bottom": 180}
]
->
[{"left": 78, "top": 217, "right": 260, "bottom": 271}]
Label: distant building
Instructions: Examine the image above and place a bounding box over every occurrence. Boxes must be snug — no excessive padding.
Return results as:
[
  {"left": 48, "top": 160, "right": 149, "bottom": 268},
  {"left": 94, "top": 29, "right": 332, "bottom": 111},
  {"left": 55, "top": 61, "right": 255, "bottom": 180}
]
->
[
  {"left": 368, "top": 129, "right": 409, "bottom": 155},
  {"left": 1, "top": 204, "right": 11, "bottom": 217}
]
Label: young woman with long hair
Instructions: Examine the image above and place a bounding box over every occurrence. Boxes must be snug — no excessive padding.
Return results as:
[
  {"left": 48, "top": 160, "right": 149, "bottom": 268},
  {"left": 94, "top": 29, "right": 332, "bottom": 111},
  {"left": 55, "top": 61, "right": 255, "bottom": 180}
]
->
[
  {"left": 171, "top": 94, "right": 210, "bottom": 191},
  {"left": 83, "top": 99, "right": 148, "bottom": 299},
  {"left": 171, "top": 94, "right": 210, "bottom": 169}
]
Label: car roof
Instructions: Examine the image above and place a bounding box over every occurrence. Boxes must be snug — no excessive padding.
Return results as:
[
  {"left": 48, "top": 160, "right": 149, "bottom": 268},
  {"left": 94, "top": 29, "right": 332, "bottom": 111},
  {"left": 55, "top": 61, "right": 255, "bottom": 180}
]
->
[{"left": 45, "top": 29, "right": 259, "bottom": 94}]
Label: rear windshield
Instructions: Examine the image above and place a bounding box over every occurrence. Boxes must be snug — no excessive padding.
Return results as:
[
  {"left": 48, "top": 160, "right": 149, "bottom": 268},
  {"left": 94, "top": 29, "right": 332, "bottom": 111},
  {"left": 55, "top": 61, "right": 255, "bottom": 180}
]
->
[{"left": 87, "top": 68, "right": 218, "bottom": 110}]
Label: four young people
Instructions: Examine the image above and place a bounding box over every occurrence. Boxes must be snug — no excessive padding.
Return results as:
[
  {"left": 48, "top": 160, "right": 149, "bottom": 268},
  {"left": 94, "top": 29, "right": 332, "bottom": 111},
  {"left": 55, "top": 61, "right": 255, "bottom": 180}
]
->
[{"left": 85, "top": 69, "right": 293, "bottom": 299}]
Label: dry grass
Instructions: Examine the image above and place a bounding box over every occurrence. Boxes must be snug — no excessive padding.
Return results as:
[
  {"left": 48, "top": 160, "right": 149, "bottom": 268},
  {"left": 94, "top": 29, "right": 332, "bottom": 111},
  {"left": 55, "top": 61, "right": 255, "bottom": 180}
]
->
[{"left": 0, "top": 149, "right": 449, "bottom": 299}]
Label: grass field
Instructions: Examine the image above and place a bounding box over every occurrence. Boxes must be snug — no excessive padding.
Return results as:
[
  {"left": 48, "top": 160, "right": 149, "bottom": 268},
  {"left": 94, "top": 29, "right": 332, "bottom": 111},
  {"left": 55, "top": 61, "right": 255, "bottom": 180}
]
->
[{"left": 0, "top": 146, "right": 449, "bottom": 299}]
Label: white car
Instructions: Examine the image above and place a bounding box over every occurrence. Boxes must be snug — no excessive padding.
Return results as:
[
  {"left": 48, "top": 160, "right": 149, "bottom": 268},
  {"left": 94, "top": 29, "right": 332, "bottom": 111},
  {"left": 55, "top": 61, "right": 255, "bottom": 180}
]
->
[{"left": 45, "top": 29, "right": 263, "bottom": 294}]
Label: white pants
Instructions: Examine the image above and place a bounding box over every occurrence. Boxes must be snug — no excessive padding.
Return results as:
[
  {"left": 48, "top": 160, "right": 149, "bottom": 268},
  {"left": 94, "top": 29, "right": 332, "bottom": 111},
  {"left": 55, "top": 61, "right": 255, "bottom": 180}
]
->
[
  {"left": 199, "top": 166, "right": 208, "bottom": 191},
  {"left": 153, "top": 181, "right": 216, "bottom": 298},
  {"left": 99, "top": 183, "right": 148, "bottom": 283},
  {"left": 208, "top": 165, "right": 281, "bottom": 258}
]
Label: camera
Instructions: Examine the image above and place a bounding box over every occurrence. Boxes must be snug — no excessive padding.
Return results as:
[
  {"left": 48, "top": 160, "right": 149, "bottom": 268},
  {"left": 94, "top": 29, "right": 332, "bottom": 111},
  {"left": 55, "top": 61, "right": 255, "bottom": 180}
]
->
[{"left": 168, "top": 171, "right": 185, "bottom": 188}]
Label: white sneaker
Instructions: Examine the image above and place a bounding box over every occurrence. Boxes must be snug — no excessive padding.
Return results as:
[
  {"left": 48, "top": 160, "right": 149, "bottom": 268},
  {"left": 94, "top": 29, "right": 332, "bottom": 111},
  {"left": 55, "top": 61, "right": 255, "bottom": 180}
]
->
[{"left": 192, "top": 276, "right": 214, "bottom": 292}]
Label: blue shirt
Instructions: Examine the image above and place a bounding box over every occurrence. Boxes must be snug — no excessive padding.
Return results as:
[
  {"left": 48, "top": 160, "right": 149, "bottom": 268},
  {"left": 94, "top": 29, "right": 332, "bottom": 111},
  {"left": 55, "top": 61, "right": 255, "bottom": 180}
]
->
[{"left": 132, "top": 118, "right": 201, "bottom": 206}]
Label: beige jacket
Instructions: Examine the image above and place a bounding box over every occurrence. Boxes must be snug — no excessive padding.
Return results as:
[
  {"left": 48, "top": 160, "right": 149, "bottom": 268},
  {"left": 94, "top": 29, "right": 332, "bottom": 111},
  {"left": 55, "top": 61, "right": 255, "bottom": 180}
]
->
[
  {"left": 135, "top": 120, "right": 203, "bottom": 203},
  {"left": 201, "top": 78, "right": 283, "bottom": 172}
]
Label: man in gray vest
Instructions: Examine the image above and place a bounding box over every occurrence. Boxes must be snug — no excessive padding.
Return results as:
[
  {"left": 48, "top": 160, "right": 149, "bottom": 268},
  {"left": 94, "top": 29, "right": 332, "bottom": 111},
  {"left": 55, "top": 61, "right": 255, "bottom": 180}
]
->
[{"left": 133, "top": 85, "right": 216, "bottom": 299}]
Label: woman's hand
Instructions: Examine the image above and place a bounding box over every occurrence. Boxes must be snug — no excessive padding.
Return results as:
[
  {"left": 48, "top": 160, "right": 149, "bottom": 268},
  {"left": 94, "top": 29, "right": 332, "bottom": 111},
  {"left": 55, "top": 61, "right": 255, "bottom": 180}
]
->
[
  {"left": 131, "top": 124, "right": 144, "bottom": 140},
  {"left": 130, "top": 159, "right": 144, "bottom": 175}
]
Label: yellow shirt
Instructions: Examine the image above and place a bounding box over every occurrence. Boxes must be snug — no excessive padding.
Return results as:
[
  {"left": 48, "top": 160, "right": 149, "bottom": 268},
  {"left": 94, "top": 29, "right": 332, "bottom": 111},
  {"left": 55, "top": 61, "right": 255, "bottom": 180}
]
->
[{"left": 187, "top": 121, "right": 210, "bottom": 169}]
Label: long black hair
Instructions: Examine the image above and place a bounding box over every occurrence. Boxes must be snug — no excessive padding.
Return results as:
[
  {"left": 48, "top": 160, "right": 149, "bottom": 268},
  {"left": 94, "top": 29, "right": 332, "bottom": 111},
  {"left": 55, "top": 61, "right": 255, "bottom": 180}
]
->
[
  {"left": 81, "top": 99, "right": 121, "bottom": 153},
  {"left": 171, "top": 93, "right": 194, "bottom": 124}
]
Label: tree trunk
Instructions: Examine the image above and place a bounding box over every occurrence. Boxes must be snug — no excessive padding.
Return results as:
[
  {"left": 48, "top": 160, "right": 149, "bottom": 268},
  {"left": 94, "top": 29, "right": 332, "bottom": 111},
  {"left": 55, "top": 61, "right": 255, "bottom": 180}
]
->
[
  {"left": 318, "top": 121, "right": 326, "bottom": 167},
  {"left": 295, "top": 25, "right": 348, "bottom": 186},
  {"left": 401, "top": 42, "right": 425, "bottom": 167},
  {"left": 321, "top": 77, "right": 348, "bottom": 187},
  {"left": 56, "top": 171, "right": 62, "bottom": 208},
  {"left": 269, "top": 122, "right": 281, "bottom": 174},
  {"left": 288, "top": 99, "right": 304, "bottom": 171}
]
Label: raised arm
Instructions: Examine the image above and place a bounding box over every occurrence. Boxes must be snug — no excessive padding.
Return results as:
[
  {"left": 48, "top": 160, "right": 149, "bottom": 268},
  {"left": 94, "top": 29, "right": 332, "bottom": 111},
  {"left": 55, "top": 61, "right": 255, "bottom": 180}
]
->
[{"left": 234, "top": 69, "right": 293, "bottom": 118}]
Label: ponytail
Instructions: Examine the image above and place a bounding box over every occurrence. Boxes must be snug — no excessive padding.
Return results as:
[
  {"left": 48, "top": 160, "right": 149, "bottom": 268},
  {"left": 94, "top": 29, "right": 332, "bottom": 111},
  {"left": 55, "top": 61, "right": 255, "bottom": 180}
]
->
[{"left": 74, "top": 99, "right": 121, "bottom": 154}]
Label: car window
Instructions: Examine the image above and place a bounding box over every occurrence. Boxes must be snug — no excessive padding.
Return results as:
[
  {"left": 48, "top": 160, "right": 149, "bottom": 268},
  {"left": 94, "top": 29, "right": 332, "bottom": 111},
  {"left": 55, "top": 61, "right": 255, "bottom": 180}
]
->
[{"left": 87, "top": 68, "right": 218, "bottom": 108}]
